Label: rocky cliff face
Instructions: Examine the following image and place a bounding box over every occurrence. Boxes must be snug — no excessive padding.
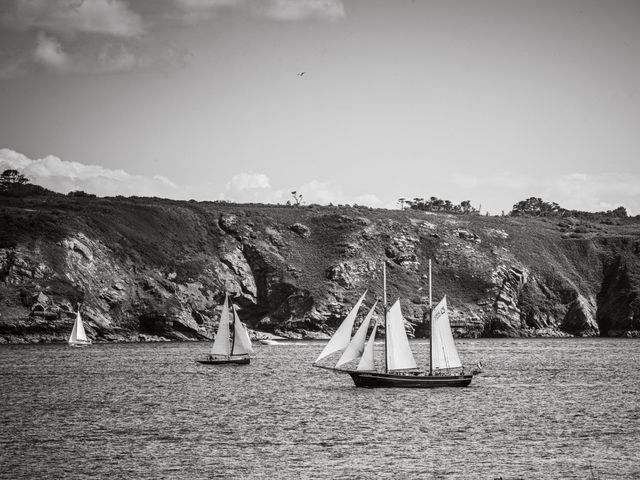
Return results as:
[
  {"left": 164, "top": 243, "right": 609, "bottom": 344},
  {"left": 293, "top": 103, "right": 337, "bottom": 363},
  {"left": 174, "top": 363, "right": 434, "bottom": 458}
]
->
[{"left": 1, "top": 193, "right": 639, "bottom": 343}]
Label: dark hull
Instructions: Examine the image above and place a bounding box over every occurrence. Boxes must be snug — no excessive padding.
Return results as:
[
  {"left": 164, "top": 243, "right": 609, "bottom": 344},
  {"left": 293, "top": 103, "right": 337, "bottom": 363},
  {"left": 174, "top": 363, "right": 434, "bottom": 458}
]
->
[
  {"left": 348, "top": 371, "right": 474, "bottom": 388},
  {"left": 196, "top": 357, "right": 250, "bottom": 365}
]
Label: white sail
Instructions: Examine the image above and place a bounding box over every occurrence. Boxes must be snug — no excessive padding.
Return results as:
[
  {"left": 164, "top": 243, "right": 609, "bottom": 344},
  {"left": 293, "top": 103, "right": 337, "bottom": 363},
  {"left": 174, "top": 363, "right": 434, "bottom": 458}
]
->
[
  {"left": 431, "top": 296, "right": 462, "bottom": 370},
  {"left": 315, "top": 290, "right": 367, "bottom": 363},
  {"left": 211, "top": 294, "right": 231, "bottom": 356},
  {"left": 69, "top": 310, "right": 90, "bottom": 345},
  {"left": 336, "top": 301, "right": 377, "bottom": 368},
  {"left": 75, "top": 311, "right": 88, "bottom": 342},
  {"left": 386, "top": 300, "right": 417, "bottom": 371},
  {"left": 356, "top": 321, "right": 378, "bottom": 371},
  {"left": 231, "top": 303, "right": 254, "bottom": 356}
]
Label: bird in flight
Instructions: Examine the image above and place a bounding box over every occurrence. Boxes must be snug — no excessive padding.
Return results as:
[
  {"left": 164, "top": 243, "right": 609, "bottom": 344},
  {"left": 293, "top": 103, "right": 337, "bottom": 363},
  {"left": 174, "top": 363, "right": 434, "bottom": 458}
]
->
[{"left": 297, "top": 72, "right": 306, "bottom": 77}]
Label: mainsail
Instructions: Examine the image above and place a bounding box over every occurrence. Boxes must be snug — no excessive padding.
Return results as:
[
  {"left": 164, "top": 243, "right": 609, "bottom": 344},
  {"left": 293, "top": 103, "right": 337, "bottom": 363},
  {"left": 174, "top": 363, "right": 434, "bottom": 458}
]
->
[
  {"left": 431, "top": 296, "right": 462, "bottom": 370},
  {"left": 231, "top": 303, "right": 254, "bottom": 356},
  {"left": 356, "top": 321, "right": 378, "bottom": 371},
  {"left": 315, "top": 290, "right": 367, "bottom": 363},
  {"left": 386, "top": 300, "right": 417, "bottom": 371},
  {"left": 211, "top": 294, "right": 231, "bottom": 356},
  {"left": 336, "top": 301, "right": 378, "bottom": 368}
]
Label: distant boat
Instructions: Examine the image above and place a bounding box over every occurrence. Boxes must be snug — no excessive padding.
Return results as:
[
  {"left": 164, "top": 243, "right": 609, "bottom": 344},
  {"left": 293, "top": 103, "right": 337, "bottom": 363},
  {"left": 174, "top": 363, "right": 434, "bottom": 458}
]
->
[
  {"left": 259, "top": 339, "right": 279, "bottom": 345},
  {"left": 197, "top": 294, "right": 254, "bottom": 365},
  {"left": 68, "top": 308, "right": 91, "bottom": 347},
  {"left": 313, "top": 261, "right": 480, "bottom": 388}
]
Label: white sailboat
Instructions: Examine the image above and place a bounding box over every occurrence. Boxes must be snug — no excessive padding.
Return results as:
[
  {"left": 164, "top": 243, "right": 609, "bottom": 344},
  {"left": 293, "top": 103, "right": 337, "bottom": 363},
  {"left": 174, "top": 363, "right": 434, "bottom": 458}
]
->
[
  {"left": 197, "top": 293, "right": 254, "bottom": 365},
  {"left": 314, "top": 260, "right": 480, "bottom": 388},
  {"left": 68, "top": 308, "right": 92, "bottom": 347}
]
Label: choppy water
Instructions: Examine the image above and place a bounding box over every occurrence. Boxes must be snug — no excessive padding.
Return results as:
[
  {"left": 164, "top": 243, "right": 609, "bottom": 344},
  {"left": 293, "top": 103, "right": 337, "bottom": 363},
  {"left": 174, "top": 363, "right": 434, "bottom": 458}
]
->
[{"left": 1, "top": 339, "right": 639, "bottom": 479}]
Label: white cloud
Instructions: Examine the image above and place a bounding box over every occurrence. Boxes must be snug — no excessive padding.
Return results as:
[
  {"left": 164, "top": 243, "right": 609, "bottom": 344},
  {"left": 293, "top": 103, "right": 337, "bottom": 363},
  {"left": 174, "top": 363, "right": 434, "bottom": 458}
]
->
[
  {"left": 33, "top": 32, "right": 70, "bottom": 71},
  {"left": 0, "top": 0, "right": 344, "bottom": 78},
  {"left": 259, "top": 0, "right": 346, "bottom": 22},
  {"left": 0, "top": 148, "right": 179, "bottom": 198},
  {"left": 28, "top": 34, "right": 158, "bottom": 75},
  {"left": 9, "top": 0, "right": 145, "bottom": 37},
  {"left": 171, "top": 0, "right": 345, "bottom": 24},
  {"left": 221, "top": 172, "right": 285, "bottom": 203},
  {"left": 225, "top": 172, "right": 270, "bottom": 190},
  {"left": 96, "top": 43, "right": 137, "bottom": 73},
  {"left": 446, "top": 171, "right": 640, "bottom": 215},
  {"left": 221, "top": 174, "right": 381, "bottom": 206},
  {"left": 2, "top": 149, "right": 636, "bottom": 215},
  {"left": 542, "top": 173, "right": 640, "bottom": 214}
]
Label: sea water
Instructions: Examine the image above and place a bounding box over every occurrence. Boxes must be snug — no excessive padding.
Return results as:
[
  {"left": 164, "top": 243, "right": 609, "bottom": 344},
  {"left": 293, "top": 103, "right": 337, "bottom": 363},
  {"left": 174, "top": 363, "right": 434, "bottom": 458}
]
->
[{"left": 1, "top": 338, "right": 638, "bottom": 479}]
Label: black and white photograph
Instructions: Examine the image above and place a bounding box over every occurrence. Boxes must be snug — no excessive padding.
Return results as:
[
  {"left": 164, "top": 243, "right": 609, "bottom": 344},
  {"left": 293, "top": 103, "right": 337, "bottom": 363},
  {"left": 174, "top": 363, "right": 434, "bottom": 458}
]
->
[{"left": 1, "top": 1, "right": 639, "bottom": 478}]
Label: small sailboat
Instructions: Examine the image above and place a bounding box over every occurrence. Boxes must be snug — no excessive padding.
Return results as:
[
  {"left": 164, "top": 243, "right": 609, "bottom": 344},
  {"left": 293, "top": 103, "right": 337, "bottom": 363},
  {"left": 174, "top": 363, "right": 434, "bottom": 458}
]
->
[
  {"left": 68, "top": 306, "right": 92, "bottom": 347},
  {"left": 197, "top": 293, "right": 254, "bottom": 365},
  {"left": 313, "top": 260, "right": 480, "bottom": 388}
]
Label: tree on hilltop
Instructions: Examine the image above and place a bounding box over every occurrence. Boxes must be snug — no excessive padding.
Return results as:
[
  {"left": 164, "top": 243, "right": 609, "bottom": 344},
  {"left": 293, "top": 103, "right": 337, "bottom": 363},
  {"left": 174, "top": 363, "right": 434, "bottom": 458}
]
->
[
  {"left": 510, "top": 197, "right": 628, "bottom": 219},
  {"left": 0, "top": 169, "right": 29, "bottom": 191},
  {"left": 511, "top": 197, "right": 561, "bottom": 216},
  {"left": 290, "top": 191, "right": 303, "bottom": 207},
  {"left": 404, "top": 195, "right": 478, "bottom": 214}
]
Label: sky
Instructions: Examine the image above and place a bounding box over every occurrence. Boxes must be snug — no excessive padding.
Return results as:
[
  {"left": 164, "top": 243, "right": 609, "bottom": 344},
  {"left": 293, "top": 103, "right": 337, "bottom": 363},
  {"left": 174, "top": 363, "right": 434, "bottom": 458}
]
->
[{"left": 1, "top": 0, "right": 639, "bottom": 214}]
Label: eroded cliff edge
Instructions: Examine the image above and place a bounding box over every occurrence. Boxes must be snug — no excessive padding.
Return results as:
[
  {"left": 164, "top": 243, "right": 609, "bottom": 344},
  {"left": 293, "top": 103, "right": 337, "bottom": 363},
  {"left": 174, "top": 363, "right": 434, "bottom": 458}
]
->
[{"left": 1, "top": 193, "right": 639, "bottom": 343}]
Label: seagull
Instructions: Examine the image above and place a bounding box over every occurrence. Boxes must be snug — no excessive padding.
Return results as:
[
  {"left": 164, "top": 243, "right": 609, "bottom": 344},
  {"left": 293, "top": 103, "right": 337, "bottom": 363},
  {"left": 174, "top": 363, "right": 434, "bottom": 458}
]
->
[{"left": 297, "top": 72, "right": 306, "bottom": 77}]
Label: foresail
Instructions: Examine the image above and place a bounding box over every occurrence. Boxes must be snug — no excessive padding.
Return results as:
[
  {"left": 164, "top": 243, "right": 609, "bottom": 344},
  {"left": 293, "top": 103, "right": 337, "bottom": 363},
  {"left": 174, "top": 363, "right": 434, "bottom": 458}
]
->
[
  {"left": 356, "top": 322, "right": 378, "bottom": 371},
  {"left": 75, "top": 312, "right": 88, "bottom": 342},
  {"left": 231, "top": 304, "right": 254, "bottom": 356},
  {"left": 386, "top": 300, "right": 417, "bottom": 371},
  {"left": 315, "top": 290, "right": 367, "bottom": 363},
  {"left": 211, "top": 294, "right": 231, "bottom": 356},
  {"left": 431, "top": 296, "right": 462, "bottom": 370},
  {"left": 336, "top": 301, "right": 377, "bottom": 368}
]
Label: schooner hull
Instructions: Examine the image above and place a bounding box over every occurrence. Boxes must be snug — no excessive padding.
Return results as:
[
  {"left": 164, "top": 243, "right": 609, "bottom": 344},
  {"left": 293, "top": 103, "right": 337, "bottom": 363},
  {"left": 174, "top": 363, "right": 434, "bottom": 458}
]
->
[
  {"left": 196, "top": 356, "right": 250, "bottom": 365},
  {"left": 348, "top": 371, "right": 474, "bottom": 388},
  {"left": 68, "top": 341, "right": 92, "bottom": 347}
]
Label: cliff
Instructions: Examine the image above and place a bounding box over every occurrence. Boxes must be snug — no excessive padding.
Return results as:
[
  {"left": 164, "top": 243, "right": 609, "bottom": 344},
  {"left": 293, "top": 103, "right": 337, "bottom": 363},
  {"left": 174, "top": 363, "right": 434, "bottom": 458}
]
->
[{"left": 1, "top": 191, "right": 639, "bottom": 343}]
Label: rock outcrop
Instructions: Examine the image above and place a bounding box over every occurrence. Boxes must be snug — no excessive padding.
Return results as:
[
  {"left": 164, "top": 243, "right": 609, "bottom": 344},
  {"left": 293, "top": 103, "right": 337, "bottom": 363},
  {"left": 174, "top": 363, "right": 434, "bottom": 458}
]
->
[{"left": 1, "top": 193, "right": 639, "bottom": 343}]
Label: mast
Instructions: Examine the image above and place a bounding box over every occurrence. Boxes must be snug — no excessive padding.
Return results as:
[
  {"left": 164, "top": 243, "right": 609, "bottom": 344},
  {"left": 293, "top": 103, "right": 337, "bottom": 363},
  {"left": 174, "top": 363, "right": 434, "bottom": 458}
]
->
[
  {"left": 429, "top": 259, "right": 433, "bottom": 376},
  {"left": 383, "top": 261, "right": 388, "bottom": 373}
]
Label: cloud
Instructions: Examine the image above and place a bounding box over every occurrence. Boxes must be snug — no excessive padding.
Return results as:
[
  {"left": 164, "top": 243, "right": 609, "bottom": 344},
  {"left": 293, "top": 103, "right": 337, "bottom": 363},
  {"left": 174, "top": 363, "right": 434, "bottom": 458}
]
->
[
  {"left": 447, "top": 171, "right": 640, "bottom": 215},
  {"left": 0, "top": 0, "right": 345, "bottom": 78},
  {"left": 25, "top": 32, "right": 184, "bottom": 75},
  {"left": 0, "top": 1, "right": 169, "bottom": 78},
  {"left": 95, "top": 42, "right": 136, "bottom": 73},
  {"left": 170, "top": 0, "right": 346, "bottom": 24},
  {"left": 258, "top": 0, "right": 346, "bottom": 22},
  {"left": 221, "top": 173, "right": 381, "bottom": 206},
  {"left": 171, "top": 0, "right": 242, "bottom": 24},
  {"left": 33, "top": 32, "right": 71, "bottom": 71},
  {"left": 0, "top": 148, "right": 179, "bottom": 198},
  {"left": 542, "top": 173, "right": 640, "bottom": 214},
  {"left": 1, "top": 149, "right": 380, "bottom": 208},
  {"left": 7, "top": 0, "right": 145, "bottom": 37}
]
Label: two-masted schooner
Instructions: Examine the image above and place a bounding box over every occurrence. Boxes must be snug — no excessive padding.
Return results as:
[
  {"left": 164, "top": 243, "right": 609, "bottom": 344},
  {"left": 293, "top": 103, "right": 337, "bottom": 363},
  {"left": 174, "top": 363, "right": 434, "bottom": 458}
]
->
[
  {"left": 197, "top": 293, "right": 254, "bottom": 365},
  {"left": 68, "top": 306, "right": 92, "bottom": 347},
  {"left": 313, "top": 261, "right": 480, "bottom": 388}
]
